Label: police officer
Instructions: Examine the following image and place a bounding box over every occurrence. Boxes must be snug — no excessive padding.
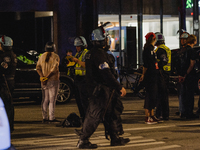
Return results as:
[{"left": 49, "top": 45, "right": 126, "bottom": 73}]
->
[
  {"left": 72, "top": 36, "right": 89, "bottom": 122},
  {"left": 154, "top": 32, "right": 171, "bottom": 120},
  {"left": 0, "top": 35, "right": 17, "bottom": 133},
  {"left": 76, "top": 26, "right": 129, "bottom": 149}
]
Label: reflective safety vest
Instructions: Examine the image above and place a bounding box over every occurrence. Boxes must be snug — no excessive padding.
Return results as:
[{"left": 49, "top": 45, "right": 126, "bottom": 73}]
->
[
  {"left": 155, "top": 44, "right": 171, "bottom": 72},
  {"left": 74, "top": 49, "right": 88, "bottom": 76}
]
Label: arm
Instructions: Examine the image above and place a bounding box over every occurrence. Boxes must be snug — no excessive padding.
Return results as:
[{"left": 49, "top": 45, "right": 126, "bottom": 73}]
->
[
  {"left": 72, "top": 58, "right": 85, "bottom": 68},
  {"left": 185, "top": 59, "right": 195, "bottom": 77},
  {"left": 139, "top": 66, "right": 147, "bottom": 82}
]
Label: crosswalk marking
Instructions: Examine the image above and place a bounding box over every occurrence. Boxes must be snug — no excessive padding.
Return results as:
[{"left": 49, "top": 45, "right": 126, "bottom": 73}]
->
[
  {"left": 12, "top": 131, "right": 181, "bottom": 150},
  {"left": 143, "top": 145, "right": 181, "bottom": 150}
]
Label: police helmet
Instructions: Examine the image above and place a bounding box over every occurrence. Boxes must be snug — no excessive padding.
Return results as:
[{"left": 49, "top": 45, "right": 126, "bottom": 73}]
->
[
  {"left": 155, "top": 32, "right": 165, "bottom": 41},
  {"left": 74, "top": 36, "right": 87, "bottom": 47},
  {"left": 0, "top": 35, "right": 13, "bottom": 50},
  {"left": 45, "top": 42, "right": 56, "bottom": 52},
  {"left": 180, "top": 32, "right": 189, "bottom": 39},
  {"left": 91, "top": 27, "right": 108, "bottom": 41}
]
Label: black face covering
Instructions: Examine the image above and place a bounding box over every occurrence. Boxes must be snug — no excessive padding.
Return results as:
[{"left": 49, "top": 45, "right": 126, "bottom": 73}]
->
[{"left": 3, "top": 46, "right": 12, "bottom": 51}]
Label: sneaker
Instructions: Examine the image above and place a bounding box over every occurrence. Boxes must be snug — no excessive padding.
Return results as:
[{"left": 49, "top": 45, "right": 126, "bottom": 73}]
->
[
  {"left": 42, "top": 119, "right": 49, "bottom": 124},
  {"left": 151, "top": 116, "right": 164, "bottom": 123},
  {"left": 77, "top": 139, "right": 97, "bottom": 149},
  {"left": 145, "top": 117, "right": 157, "bottom": 124}
]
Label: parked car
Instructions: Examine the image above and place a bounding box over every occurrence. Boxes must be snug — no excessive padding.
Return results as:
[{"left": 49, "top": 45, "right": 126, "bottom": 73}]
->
[{"left": 13, "top": 48, "right": 74, "bottom": 103}]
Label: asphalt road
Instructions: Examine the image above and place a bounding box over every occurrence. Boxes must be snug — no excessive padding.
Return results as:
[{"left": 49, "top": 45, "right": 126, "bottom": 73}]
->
[{"left": 11, "top": 93, "right": 200, "bottom": 150}]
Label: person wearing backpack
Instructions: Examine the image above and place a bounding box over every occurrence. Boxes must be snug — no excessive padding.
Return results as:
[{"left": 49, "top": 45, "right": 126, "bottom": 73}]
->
[{"left": 177, "top": 34, "right": 197, "bottom": 119}]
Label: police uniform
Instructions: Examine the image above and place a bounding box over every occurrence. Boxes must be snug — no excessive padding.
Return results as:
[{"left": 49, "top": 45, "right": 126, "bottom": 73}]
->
[
  {"left": 79, "top": 46, "right": 126, "bottom": 145},
  {"left": 155, "top": 44, "right": 171, "bottom": 120},
  {"left": 0, "top": 49, "right": 17, "bottom": 133},
  {"left": 74, "top": 48, "right": 89, "bottom": 122}
]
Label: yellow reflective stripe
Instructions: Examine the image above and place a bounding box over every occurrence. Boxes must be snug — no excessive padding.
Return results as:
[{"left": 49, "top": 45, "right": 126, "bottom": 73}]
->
[
  {"left": 155, "top": 44, "right": 171, "bottom": 71},
  {"left": 75, "top": 49, "right": 88, "bottom": 76}
]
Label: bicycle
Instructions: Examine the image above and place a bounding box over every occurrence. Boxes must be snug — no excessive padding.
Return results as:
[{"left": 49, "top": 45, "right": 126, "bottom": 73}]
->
[{"left": 118, "top": 66, "right": 145, "bottom": 99}]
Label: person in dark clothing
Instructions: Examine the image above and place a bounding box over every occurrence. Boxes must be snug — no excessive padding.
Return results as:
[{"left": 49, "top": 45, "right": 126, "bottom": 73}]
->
[
  {"left": 177, "top": 34, "right": 197, "bottom": 119},
  {"left": 139, "top": 32, "right": 160, "bottom": 124},
  {"left": 76, "top": 25, "right": 129, "bottom": 149},
  {"left": 61, "top": 49, "right": 75, "bottom": 77},
  {"left": 154, "top": 32, "right": 171, "bottom": 121},
  {"left": 0, "top": 35, "right": 17, "bottom": 133}
]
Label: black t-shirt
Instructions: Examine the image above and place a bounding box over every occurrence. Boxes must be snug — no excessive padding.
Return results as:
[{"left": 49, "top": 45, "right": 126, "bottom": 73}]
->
[
  {"left": 85, "top": 47, "right": 122, "bottom": 95},
  {"left": 177, "top": 45, "right": 196, "bottom": 76},
  {"left": 143, "top": 44, "right": 158, "bottom": 75}
]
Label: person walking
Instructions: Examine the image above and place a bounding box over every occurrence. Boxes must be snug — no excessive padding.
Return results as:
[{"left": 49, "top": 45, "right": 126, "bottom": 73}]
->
[
  {"left": 154, "top": 32, "right": 171, "bottom": 121},
  {"left": 0, "top": 35, "right": 17, "bottom": 133},
  {"left": 36, "top": 42, "right": 60, "bottom": 123},
  {"left": 139, "top": 32, "right": 160, "bottom": 124},
  {"left": 71, "top": 36, "right": 89, "bottom": 123},
  {"left": 76, "top": 26, "right": 129, "bottom": 149}
]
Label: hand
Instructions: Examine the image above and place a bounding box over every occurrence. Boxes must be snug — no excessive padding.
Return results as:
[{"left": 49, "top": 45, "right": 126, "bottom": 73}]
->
[
  {"left": 71, "top": 57, "right": 79, "bottom": 63},
  {"left": 120, "top": 87, "right": 126, "bottom": 97},
  {"left": 42, "top": 80, "right": 47, "bottom": 85},
  {"left": 139, "top": 75, "right": 144, "bottom": 82}
]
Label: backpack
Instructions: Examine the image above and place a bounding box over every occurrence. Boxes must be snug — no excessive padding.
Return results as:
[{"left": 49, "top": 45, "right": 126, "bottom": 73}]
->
[{"left": 56, "top": 113, "right": 81, "bottom": 127}]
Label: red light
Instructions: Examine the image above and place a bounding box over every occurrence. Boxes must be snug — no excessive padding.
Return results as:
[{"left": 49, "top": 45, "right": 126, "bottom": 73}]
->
[
  {"left": 115, "top": 38, "right": 118, "bottom": 41},
  {"left": 117, "top": 56, "right": 119, "bottom": 58},
  {"left": 191, "top": 12, "right": 193, "bottom": 16},
  {"left": 130, "top": 16, "right": 132, "bottom": 18}
]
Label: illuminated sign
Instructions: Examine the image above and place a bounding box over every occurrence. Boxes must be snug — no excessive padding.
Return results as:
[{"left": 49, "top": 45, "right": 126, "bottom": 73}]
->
[{"left": 186, "top": 0, "right": 200, "bottom": 8}]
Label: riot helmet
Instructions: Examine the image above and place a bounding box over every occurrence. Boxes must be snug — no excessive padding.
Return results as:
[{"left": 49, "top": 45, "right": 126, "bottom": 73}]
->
[
  {"left": 180, "top": 32, "right": 189, "bottom": 39},
  {"left": 155, "top": 32, "right": 165, "bottom": 45},
  {"left": 0, "top": 35, "right": 13, "bottom": 50},
  {"left": 45, "top": 42, "right": 56, "bottom": 52},
  {"left": 74, "top": 36, "right": 87, "bottom": 47}
]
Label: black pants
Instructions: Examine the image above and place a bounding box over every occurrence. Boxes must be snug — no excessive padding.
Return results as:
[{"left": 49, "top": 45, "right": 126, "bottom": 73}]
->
[
  {"left": 179, "top": 74, "right": 197, "bottom": 116},
  {"left": 156, "top": 72, "right": 169, "bottom": 118},
  {"left": 80, "top": 88, "right": 124, "bottom": 141},
  {"left": 0, "top": 79, "right": 15, "bottom": 133},
  {"left": 74, "top": 76, "right": 88, "bottom": 122}
]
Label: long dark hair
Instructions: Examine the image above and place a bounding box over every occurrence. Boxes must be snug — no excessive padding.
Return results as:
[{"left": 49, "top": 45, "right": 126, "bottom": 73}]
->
[{"left": 45, "top": 52, "right": 52, "bottom": 62}]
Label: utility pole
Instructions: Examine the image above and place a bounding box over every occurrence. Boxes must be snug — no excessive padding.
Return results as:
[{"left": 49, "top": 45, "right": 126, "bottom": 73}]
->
[
  {"left": 193, "top": 0, "right": 199, "bottom": 45},
  {"left": 178, "top": 0, "right": 186, "bottom": 47},
  {"left": 137, "top": 0, "right": 143, "bottom": 66}
]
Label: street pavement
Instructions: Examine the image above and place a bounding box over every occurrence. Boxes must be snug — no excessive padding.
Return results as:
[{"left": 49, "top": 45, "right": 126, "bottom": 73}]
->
[{"left": 11, "top": 91, "right": 200, "bottom": 150}]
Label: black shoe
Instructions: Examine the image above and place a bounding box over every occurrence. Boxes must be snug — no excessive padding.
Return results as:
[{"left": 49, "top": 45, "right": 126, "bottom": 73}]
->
[
  {"left": 74, "top": 129, "right": 82, "bottom": 136},
  {"left": 49, "top": 119, "right": 60, "bottom": 123},
  {"left": 111, "top": 137, "right": 130, "bottom": 146},
  {"left": 180, "top": 113, "right": 187, "bottom": 120},
  {"left": 77, "top": 139, "right": 97, "bottom": 149},
  {"left": 42, "top": 119, "right": 49, "bottom": 123},
  {"left": 119, "top": 137, "right": 130, "bottom": 144},
  {"left": 175, "top": 111, "right": 180, "bottom": 116}
]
